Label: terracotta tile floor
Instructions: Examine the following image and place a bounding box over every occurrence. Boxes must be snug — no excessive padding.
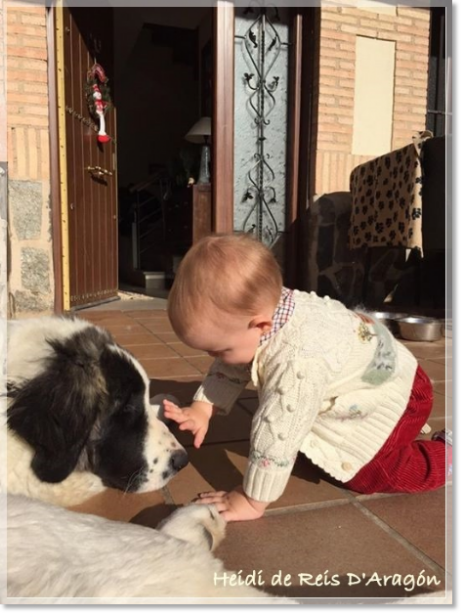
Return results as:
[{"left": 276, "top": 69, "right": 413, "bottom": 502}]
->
[{"left": 77, "top": 300, "right": 452, "bottom": 601}]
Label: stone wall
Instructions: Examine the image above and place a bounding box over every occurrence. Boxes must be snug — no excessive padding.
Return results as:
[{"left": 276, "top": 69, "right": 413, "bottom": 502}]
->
[
  {"left": 6, "top": 2, "right": 54, "bottom": 317},
  {"left": 307, "top": 191, "right": 427, "bottom": 309}
]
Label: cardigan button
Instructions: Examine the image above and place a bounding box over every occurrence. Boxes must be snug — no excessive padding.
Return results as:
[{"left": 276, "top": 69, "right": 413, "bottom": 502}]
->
[
  {"left": 342, "top": 462, "right": 353, "bottom": 472},
  {"left": 286, "top": 404, "right": 295, "bottom": 413},
  {"left": 278, "top": 433, "right": 287, "bottom": 441},
  {"left": 277, "top": 386, "right": 285, "bottom": 395},
  {"left": 296, "top": 371, "right": 304, "bottom": 379},
  {"left": 265, "top": 415, "right": 275, "bottom": 423}
]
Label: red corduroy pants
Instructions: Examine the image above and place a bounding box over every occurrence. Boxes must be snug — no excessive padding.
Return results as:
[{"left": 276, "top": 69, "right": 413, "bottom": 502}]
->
[{"left": 345, "top": 366, "right": 448, "bottom": 494}]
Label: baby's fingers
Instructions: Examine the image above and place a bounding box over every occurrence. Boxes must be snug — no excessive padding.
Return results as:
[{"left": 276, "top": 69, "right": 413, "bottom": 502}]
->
[
  {"left": 163, "top": 399, "right": 180, "bottom": 412},
  {"left": 219, "top": 510, "right": 237, "bottom": 522},
  {"left": 193, "top": 426, "right": 207, "bottom": 449},
  {"left": 178, "top": 419, "right": 197, "bottom": 432},
  {"left": 163, "top": 411, "right": 183, "bottom": 424}
]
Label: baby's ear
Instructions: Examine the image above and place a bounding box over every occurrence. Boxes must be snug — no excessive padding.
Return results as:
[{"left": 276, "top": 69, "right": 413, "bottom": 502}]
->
[{"left": 249, "top": 315, "right": 273, "bottom": 334}]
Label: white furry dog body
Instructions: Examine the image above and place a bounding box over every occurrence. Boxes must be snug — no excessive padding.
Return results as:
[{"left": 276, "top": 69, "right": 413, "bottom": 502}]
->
[{"left": 6, "top": 495, "right": 294, "bottom": 603}]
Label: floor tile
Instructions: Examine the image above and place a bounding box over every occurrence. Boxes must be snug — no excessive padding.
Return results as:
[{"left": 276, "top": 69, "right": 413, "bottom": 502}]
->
[
  {"left": 185, "top": 355, "right": 215, "bottom": 374},
  {"left": 142, "top": 321, "right": 175, "bottom": 334},
  {"left": 76, "top": 309, "right": 125, "bottom": 320},
  {"left": 167, "top": 341, "right": 208, "bottom": 357},
  {"left": 124, "top": 310, "right": 169, "bottom": 318},
  {"left": 113, "top": 332, "right": 162, "bottom": 346},
  {"left": 418, "top": 360, "right": 447, "bottom": 383},
  {"left": 125, "top": 343, "right": 179, "bottom": 360},
  {"left": 237, "top": 397, "right": 259, "bottom": 415},
  {"left": 79, "top": 316, "right": 136, "bottom": 328},
  {"left": 149, "top": 377, "right": 202, "bottom": 402},
  {"left": 166, "top": 442, "right": 246, "bottom": 503},
  {"left": 403, "top": 341, "right": 450, "bottom": 360},
  {"left": 98, "top": 323, "right": 151, "bottom": 337},
  {"left": 133, "top": 314, "right": 171, "bottom": 324},
  {"left": 68, "top": 487, "right": 166, "bottom": 523},
  {"left": 130, "top": 503, "right": 178, "bottom": 529},
  {"left": 239, "top": 386, "right": 258, "bottom": 399},
  {"left": 154, "top": 331, "right": 181, "bottom": 343},
  {"left": 215, "top": 504, "right": 445, "bottom": 598},
  {"left": 165, "top": 442, "right": 347, "bottom": 510},
  {"left": 139, "top": 357, "right": 202, "bottom": 379},
  {"left": 362, "top": 487, "right": 449, "bottom": 570},
  {"left": 429, "top": 356, "right": 451, "bottom": 366},
  {"left": 429, "top": 392, "right": 452, "bottom": 419},
  {"left": 433, "top": 382, "right": 452, "bottom": 398}
]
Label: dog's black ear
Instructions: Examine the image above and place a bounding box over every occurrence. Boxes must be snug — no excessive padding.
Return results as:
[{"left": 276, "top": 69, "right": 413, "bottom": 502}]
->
[{"left": 7, "top": 327, "right": 110, "bottom": 483}]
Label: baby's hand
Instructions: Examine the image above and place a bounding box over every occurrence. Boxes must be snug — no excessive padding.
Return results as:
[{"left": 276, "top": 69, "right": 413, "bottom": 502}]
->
[
  {"left": 163, "top": 399, "right": 211, "bottom": 449},
  {"left": 195, "top": 487, "right": 268, "bottom": 522}
]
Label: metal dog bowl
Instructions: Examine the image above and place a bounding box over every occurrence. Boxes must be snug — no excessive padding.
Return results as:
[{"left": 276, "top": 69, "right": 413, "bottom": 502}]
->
[
  {"left": 396, "top": 316, "right": 443, "bottom": 342},
  {"left": 371, "top": 311, "right": 407, "bottom": 335}
]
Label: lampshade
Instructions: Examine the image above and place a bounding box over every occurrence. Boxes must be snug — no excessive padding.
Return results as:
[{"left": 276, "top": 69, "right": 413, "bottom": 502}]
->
[{"left": 185, "top": 117, "right": 211, "bottom": 143}]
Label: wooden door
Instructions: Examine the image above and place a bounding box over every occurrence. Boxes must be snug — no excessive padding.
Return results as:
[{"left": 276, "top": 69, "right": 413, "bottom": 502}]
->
[{"left": 61, "top": 7, "right": 117, "bottom": 309}]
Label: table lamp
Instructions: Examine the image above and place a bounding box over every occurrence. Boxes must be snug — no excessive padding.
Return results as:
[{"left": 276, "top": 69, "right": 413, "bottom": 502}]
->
[{"left": 185, "top": 116, "right": 211, "bottom": 184}]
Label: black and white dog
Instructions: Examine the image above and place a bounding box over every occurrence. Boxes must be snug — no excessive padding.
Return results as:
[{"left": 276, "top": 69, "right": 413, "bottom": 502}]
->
[
  {"left": 3, "top": 316, "right": 298, "bottom": 602},
  {"left": 5, "top": 315, "right": 188, "bottom": 507}
]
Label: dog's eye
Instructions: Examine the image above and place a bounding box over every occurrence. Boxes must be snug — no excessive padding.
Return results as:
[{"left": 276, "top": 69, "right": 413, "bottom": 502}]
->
[{"left": 119, "top": 403, "right": 136, "bottom": 414}]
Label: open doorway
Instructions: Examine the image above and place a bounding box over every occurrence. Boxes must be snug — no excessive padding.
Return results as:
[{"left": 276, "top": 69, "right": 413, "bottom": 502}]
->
[{"left": 114, "top": 7, "right": 213, "bottom": 298}]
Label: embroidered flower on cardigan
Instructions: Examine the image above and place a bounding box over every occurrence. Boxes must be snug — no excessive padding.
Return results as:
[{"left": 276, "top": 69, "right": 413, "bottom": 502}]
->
[
  {"left": 250, "top": 451, "right": 296, "bottom": 469},
  {"left": 357, "top": 321, "right": 375, "bottom": 343}
]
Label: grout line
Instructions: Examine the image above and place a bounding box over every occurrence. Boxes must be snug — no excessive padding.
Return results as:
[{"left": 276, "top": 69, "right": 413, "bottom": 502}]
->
[
  {"left": 264, "top": 497, "right": 353, "bottom": 517},
  {"left": 161, "top": 486, "right": 175, "bottom": 506},
  {"left": 347, "top": 497, "right": 447, "bottom": 578}
]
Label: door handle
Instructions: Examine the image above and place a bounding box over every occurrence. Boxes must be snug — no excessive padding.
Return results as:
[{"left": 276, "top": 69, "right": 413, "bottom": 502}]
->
[{"left": 86, "top": 165, "right": 113, "bottom": 178}]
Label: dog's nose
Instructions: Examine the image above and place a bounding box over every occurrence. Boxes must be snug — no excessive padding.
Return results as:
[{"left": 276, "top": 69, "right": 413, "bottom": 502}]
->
[{"left": 169, "top": 450, "right": 189, "bottom": 472}]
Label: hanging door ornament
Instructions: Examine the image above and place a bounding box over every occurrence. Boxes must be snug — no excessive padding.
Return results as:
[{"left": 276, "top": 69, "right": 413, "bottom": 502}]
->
[{"left": 85, "top": 62, "right": 112, "bottom": 143}]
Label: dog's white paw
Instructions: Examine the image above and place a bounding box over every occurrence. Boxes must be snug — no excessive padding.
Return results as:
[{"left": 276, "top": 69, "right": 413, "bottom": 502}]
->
[{"left": 157, "top": 503, "right": 226, "bottom": 552}]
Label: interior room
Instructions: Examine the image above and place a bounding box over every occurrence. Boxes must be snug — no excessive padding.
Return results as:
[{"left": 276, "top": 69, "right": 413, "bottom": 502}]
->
[{"left": 114, "top": 7, "right": 213, "bottom": 296}]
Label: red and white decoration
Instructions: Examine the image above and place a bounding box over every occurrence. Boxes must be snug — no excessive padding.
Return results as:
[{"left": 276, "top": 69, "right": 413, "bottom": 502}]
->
[
  {"left": 92, "top": 82, "right": 110, "bottom": 143},
  {"left": 85, "top": 63, "right": 112, "bottom": 144}
]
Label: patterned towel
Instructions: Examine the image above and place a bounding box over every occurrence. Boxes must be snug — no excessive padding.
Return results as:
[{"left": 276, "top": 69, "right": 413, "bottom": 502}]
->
[{"left": 348, "top": 131, "right": 433, "bottom": 252}]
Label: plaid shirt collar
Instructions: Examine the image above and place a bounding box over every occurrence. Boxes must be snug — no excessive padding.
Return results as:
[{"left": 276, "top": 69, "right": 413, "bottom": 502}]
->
[{"left": 259, "top": 287, "right": 295, "bottom": 347}]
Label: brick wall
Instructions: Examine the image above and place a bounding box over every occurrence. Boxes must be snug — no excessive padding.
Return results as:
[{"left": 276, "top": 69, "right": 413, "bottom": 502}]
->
[
  {"left": 1, "top": 2, "right": 7, "bottom": 328},
  {"left": 0, "top": 1, "right": 7, "bottom": 163},
  {"left": 314, "top": 5, "right": 431, "bottom": 195},
  {"left": 303, "top": 5, "right": 431, "bottom": 306},
  {"left": 5, "top": 2, "right": 54, "bottom": 317}
]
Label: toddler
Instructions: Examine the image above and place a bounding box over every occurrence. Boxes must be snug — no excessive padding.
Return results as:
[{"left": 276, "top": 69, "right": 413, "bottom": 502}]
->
[{"left": 164, "top": 233, "right": 451, "bottom": 522}]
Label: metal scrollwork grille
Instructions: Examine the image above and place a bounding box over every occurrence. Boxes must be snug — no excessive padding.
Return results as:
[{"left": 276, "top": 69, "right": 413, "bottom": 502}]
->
[{"left": 235, "top": 4, "right": 289, "bottom": 247}]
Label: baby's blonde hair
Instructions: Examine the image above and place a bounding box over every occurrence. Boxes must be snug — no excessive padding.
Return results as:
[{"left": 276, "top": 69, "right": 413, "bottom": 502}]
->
[{"left": 167, "top": 233, "right": 283, "bottom": 334}]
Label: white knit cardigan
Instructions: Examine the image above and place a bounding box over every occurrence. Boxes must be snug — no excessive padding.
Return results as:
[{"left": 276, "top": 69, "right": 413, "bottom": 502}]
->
[{"left": 193, "top": 290, "right": 418, "bottom": 503}]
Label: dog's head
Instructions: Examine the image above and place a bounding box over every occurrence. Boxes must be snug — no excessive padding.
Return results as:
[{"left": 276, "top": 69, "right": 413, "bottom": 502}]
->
[{"left": 7, "top": 316, "right": 188, "bottom": 492}]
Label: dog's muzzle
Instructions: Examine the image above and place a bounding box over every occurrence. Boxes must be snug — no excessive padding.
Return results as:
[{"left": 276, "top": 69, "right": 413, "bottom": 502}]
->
[{"left": 169, "top": 450, "right": 189, "bottom": 473}]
